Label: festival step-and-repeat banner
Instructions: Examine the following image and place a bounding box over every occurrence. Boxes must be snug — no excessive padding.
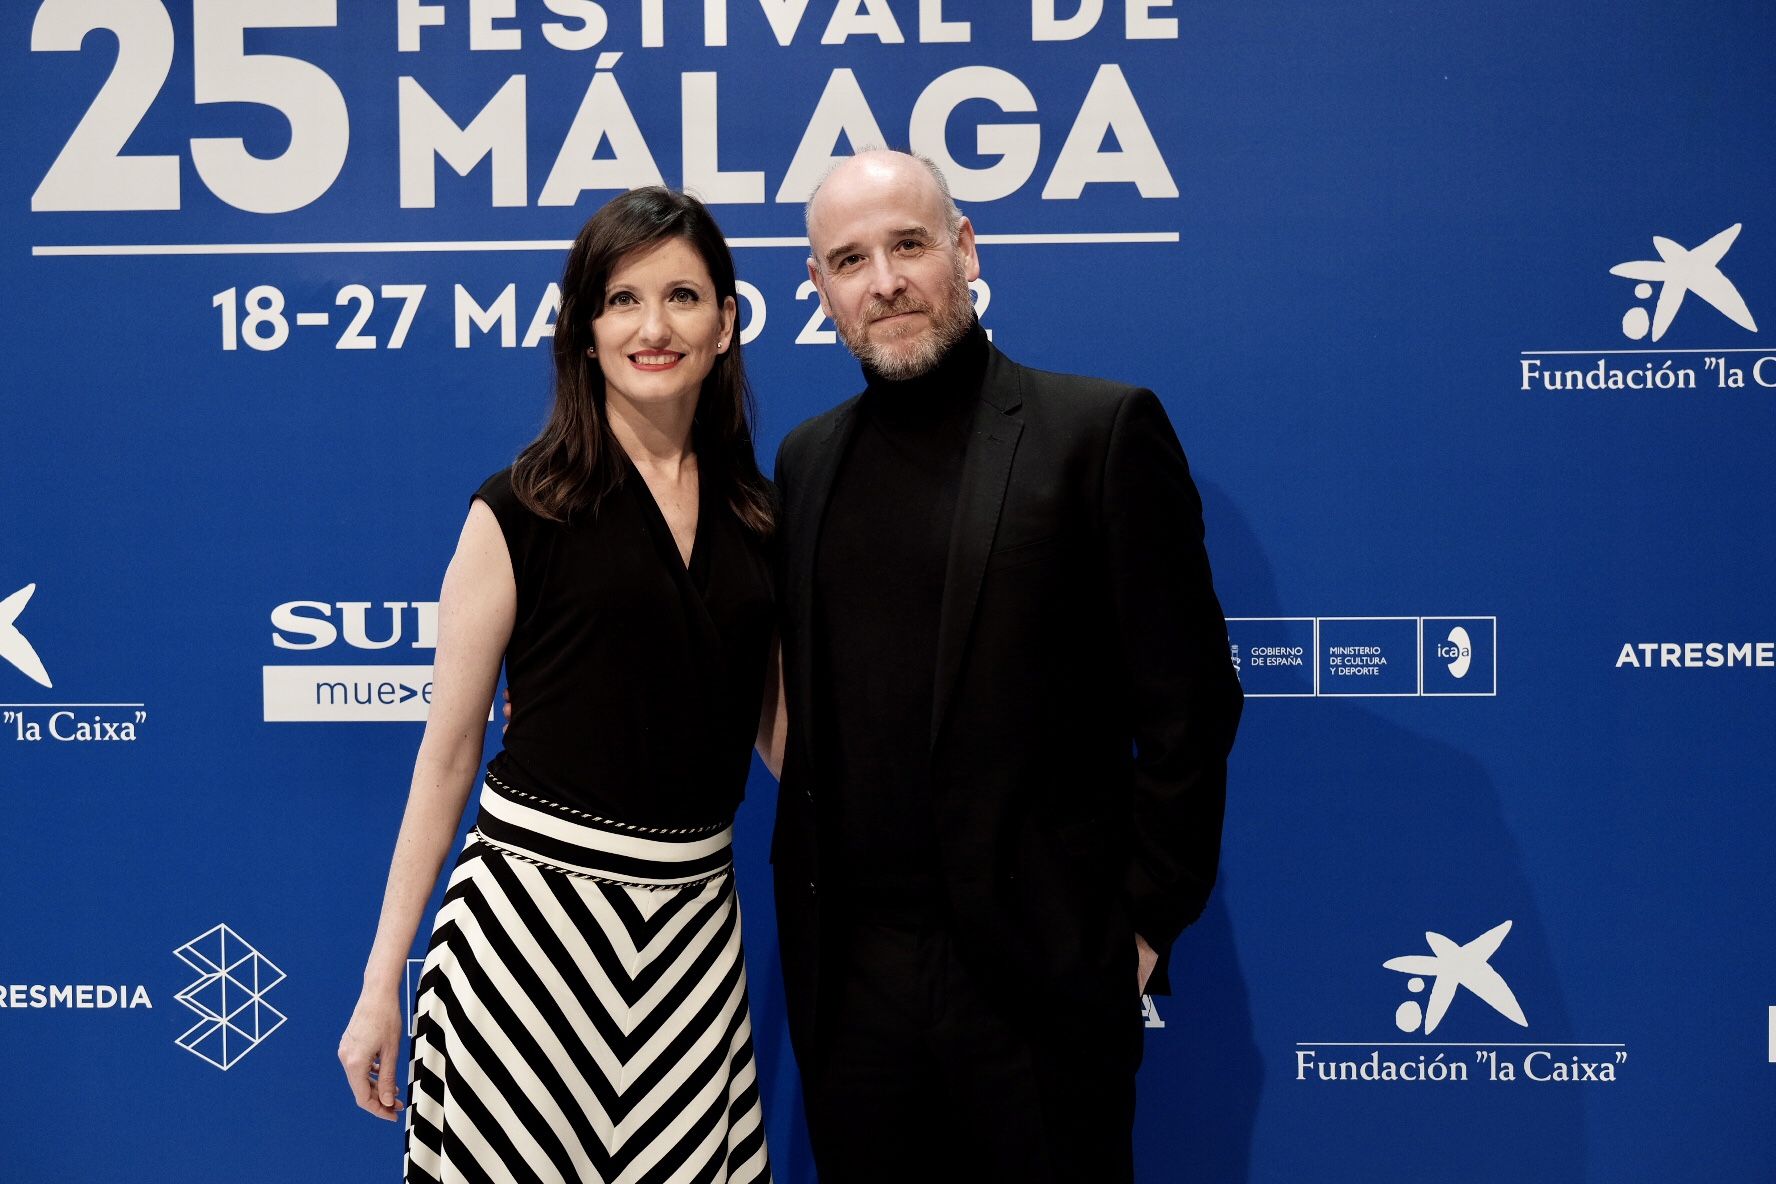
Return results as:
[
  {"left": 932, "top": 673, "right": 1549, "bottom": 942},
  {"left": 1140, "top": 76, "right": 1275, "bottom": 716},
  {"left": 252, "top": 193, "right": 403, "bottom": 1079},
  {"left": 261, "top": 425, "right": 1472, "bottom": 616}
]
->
[{"left": 3, "top": 2, "right": 1773, "bottom": 1180}]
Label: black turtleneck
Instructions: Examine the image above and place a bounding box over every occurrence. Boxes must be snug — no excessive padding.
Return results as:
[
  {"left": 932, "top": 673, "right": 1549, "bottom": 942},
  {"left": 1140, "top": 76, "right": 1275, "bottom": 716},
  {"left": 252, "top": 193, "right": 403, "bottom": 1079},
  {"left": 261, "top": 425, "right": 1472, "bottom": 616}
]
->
[{"left": 814, "top": 320, "right": 990, "bottom": 919}]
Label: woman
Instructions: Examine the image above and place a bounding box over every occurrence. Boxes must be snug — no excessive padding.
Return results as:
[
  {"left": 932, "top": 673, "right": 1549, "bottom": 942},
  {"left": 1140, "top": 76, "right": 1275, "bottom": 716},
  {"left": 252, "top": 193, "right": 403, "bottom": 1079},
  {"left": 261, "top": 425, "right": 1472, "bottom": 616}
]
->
[{"left": 339, "top": 187, "right": 782, "bottom": 1184}]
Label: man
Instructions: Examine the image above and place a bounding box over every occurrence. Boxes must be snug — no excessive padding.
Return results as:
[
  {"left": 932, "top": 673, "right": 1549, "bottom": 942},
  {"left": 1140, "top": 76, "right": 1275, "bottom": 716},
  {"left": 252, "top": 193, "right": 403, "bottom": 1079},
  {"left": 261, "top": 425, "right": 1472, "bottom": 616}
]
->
[{"left": 771, "top": 149, "right": 1243, "bottom": 1183}]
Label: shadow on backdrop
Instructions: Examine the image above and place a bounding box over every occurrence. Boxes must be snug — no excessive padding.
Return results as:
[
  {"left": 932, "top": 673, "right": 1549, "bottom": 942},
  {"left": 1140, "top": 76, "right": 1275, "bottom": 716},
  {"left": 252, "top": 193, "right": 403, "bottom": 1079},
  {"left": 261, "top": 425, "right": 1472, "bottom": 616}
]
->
[{"left": 1178, "top": 482, "right": 1586, "bottom": 1181}]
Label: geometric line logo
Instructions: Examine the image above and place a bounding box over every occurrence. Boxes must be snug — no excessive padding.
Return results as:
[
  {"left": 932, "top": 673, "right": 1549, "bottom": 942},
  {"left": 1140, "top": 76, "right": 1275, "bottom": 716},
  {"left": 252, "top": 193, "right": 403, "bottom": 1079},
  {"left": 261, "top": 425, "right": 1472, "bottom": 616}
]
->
[{"left": 173, "top": 924, "right": 287, "bottom": 1070}]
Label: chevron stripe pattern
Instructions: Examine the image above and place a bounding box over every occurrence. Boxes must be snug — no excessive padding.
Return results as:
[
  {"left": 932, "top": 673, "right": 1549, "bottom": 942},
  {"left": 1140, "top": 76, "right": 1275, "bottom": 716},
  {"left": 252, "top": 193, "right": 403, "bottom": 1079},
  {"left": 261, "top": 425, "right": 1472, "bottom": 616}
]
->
[{"left": 405, "top": 779, "right": 772, "bottom": 1184}]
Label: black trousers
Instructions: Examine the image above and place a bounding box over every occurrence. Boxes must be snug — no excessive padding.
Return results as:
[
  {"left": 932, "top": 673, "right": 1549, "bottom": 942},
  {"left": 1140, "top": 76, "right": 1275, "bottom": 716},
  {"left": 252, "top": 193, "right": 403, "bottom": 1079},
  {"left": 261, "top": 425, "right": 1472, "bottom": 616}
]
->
[{"left": 807, "top": 913, "right": 1138, "bottom": 1184}]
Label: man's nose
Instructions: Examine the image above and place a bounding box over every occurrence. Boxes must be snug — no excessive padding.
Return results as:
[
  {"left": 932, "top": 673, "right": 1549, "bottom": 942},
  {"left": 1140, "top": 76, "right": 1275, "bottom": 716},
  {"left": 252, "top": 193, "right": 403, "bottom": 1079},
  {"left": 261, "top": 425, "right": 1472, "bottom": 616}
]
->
[{"left": 865, "top": 255, "right": 906, "bottom": 301}]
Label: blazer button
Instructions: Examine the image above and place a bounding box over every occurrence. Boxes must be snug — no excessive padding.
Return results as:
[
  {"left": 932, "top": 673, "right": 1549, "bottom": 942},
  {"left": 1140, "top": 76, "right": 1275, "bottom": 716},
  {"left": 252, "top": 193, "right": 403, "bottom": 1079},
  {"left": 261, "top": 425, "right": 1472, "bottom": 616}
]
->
[
  {"left": 803, "top": 785, "right": 814, "bottom": 801},
  {"left": 807, "top": 879, "right": 817, "bottom": 896}
]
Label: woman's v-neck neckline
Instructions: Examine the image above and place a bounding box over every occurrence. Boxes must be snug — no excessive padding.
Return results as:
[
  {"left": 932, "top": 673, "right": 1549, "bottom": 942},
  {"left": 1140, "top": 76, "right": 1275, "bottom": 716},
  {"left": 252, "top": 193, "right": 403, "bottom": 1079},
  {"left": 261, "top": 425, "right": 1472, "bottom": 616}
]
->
[{"left": 625, "top": 452, "right": 705, "bottom": 575}]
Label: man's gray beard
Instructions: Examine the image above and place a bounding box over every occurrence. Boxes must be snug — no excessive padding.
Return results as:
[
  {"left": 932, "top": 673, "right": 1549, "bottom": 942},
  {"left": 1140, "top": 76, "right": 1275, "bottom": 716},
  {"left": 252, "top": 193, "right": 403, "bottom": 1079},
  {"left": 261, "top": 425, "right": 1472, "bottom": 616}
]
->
[{"left": 836, "top": 259, "right": 975, "bottom": 380}]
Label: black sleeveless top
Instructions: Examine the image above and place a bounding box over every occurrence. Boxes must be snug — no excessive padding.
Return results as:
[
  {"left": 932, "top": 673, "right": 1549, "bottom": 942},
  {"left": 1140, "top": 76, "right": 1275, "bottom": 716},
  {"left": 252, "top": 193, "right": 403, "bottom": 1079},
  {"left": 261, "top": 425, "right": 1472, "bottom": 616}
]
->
[{"left": 474, "top": 462, "right": 774, "bottom": 827}]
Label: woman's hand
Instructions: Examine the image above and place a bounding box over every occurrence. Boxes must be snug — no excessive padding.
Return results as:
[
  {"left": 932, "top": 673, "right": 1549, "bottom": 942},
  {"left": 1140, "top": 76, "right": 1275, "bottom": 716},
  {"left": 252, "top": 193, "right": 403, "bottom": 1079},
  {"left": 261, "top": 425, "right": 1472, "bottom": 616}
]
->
[
  {"left": 1136, "top": 933, "right": 1158, "bottom": 995},
  {"left": 339, "top": 984, "right": 407, "bottom": 1121},
  {"left": 754, "top": 636, "right": 786, "bottom": 780}
]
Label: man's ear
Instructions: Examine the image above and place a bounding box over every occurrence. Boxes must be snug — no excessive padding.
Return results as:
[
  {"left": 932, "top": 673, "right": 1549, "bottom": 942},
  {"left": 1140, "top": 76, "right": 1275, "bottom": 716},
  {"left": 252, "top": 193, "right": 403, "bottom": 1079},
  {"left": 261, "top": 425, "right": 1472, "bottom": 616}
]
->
[
  {"left": 806, "top": 257, "right": 833, "bottom": 318},
  {"left": 956, "top": 216, "right": 981, "bottom": 284}
]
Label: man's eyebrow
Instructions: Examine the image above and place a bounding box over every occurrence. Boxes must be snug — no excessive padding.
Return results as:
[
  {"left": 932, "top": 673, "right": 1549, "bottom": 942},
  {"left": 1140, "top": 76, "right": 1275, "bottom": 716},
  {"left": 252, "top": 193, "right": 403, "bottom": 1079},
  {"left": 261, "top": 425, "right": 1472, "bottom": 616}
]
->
[
  {"left": 821, "top": 227, "right": 935, "bottom": 269},
  {"left": 822, "top": 241, "right": 861, "bottom": 269}
]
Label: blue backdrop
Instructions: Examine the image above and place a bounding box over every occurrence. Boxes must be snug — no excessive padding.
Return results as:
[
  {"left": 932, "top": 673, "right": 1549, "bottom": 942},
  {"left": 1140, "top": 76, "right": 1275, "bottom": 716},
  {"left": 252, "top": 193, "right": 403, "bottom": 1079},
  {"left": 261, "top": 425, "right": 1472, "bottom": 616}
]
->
[{"left": 3, "top": 2, "right": 1774, "bottom": 1180}]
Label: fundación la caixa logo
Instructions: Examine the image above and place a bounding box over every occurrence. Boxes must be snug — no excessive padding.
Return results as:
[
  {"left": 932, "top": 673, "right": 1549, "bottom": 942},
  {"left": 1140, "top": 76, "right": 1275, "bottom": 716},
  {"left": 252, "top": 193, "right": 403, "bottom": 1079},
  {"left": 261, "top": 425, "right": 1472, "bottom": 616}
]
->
[
  {"left": 1382, "top": 920, "right": 1527, "bottom": 1036},
  {"left": 0, "top": 583, "right": 52, "bottom": 688},
  {"left": 1610, "top": 224, "right": 1757, "bottom": 344},
  {"left": 1294, "top": 918, "right": 1628, "bottom": 1086},
  {"left": 264, "top": 599, "right": 462, "bottom": 723},
  {"left": 1521, "top": 222, "right": 1771, "bottom": 393},
  {"left": 1, "top": 581, "right": 150, "bottom": 744},
  {"left": 173, "top": 924, "right": 286, "bottom": 1071}
]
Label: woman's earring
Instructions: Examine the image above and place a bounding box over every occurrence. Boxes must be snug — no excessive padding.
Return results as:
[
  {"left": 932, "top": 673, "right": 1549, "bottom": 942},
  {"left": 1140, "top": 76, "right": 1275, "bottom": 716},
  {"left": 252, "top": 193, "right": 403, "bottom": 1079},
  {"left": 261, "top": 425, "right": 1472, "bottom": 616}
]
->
[{"left": 585, "top": 346, "right": 597, "bottom": 357}]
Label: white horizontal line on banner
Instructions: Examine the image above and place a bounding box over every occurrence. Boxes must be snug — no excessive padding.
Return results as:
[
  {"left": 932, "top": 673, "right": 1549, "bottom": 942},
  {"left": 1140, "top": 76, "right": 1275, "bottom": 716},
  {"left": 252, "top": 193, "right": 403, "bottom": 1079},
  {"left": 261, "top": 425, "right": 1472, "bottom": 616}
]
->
[
  {"left": 977, "top": 232, "right": 1180, "bottom": 244},
  {"left": 0, "top": 702, "right": 147, "bottom": 708},
  {"left": 1296, "top": 1042, "right": 1626, "bottom": 1048},
  {"left": 1521, "top": 347, "right": 1772, "bottom": 355},
  {"left": 32, "top": 232, "right": 1179, "bottom": 258},
  {"left": 36, "top": 240, "right": 574, "bottom": 256}
]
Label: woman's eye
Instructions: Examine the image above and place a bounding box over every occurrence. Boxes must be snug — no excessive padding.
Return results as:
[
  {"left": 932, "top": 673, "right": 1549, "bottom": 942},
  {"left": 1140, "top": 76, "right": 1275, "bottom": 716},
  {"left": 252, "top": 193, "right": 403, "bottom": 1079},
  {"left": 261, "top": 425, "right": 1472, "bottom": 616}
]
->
[
  {"left": 607, "top": 291, "right": 635, "bottom": 306},
  {"left": 670, "top": 287, "right": 699, "bottom": 303}
]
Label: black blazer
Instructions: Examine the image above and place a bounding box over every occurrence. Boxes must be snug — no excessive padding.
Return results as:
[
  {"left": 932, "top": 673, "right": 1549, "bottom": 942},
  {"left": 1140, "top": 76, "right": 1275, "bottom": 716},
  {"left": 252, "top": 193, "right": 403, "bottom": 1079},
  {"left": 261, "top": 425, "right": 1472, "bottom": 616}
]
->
[{"left": 770, "top": 343, "right": 1243, "bottom": 1060}]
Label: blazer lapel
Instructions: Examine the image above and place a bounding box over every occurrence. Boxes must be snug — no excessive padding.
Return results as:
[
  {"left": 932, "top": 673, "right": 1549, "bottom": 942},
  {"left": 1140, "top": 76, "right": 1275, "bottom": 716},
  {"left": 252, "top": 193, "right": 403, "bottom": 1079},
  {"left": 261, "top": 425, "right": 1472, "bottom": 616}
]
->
[
  {"left": 930, "top": 355, "right": 1024, "bottom": 751},
  {"left": 788, "top": 400, "right": 861, "bottom": 773}
]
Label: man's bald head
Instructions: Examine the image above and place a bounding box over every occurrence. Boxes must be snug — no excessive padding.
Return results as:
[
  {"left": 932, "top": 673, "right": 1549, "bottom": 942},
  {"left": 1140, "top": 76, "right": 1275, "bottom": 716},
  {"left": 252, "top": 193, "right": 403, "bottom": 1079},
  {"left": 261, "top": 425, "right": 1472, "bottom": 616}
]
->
[
  {"left": 800, "top": 149, "right": 981, "bottom": 379},
  {"left": 805, "top": 150, "right": 963, "bottom": 253}
]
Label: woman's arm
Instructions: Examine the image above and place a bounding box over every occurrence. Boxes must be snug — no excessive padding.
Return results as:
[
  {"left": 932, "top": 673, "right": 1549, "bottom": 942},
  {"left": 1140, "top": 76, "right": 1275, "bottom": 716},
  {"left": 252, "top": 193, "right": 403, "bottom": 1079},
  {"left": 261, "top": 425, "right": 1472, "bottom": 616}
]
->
[
  {"left": 754, "top": 634, "right": 786, "bottom": 781},
  {"left": 338, "top": 501, "right": 515, "bottom": 1119}
]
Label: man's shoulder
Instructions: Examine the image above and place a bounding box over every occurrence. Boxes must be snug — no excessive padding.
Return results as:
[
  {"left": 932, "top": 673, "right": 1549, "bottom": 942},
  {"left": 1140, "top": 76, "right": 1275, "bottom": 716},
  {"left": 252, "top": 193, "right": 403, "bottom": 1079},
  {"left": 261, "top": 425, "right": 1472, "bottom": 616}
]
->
[
  {"left": 995, "top": 351, "right": 1156, "bottom": 427},
  {"left": 776, "top": 394, "right": 863, "bottom": 471}
]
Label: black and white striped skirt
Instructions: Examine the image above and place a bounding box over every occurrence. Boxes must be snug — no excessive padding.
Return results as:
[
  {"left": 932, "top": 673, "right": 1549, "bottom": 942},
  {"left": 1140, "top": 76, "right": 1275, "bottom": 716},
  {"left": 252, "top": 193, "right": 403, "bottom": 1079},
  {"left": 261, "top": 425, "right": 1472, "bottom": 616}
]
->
[{"left": 405, "top": 775, "right": 771, "bottom": 1184}]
